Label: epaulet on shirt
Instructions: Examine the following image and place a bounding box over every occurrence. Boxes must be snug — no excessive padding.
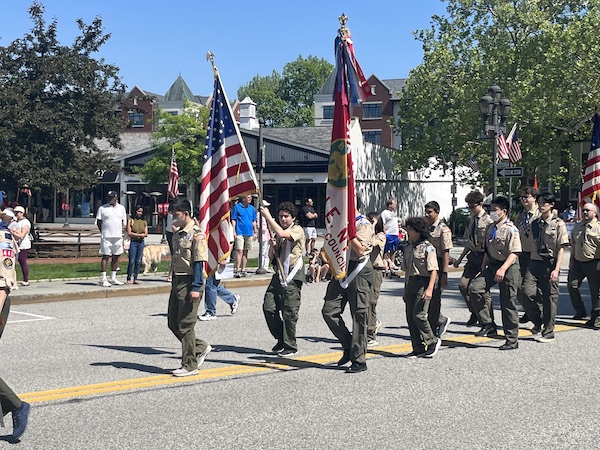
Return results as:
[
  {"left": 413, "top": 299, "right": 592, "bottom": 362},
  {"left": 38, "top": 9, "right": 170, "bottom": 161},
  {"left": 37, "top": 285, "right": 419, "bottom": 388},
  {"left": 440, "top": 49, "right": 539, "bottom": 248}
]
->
[{"left": 506, "top": 220, "right": 519, "bottom": 233}]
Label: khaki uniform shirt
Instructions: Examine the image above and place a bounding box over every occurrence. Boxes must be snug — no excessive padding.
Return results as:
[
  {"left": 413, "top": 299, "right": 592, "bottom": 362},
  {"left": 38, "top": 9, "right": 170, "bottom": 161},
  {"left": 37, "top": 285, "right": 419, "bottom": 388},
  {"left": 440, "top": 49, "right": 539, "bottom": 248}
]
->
[
  {"left": 429, "top": 219, "right": 453, "bottom": 257},
  {"left": 172, "top": 220, "right": 208, "bottom": 275},
  {"left": 275, "top": 223, "right": 305, "bottom": 274},
  {"left": 485, "top": 218, "right": 522, "bottom": 262},
  {"left": 530, "top": 215, "right": 569, "bottom": 261},
  {"left": 404, "top": 239, "right": 439, "bottom": 279},
  {"left": 515, "top": 206, "right": 540, "bottom": 253},
  {"left": 0, "top": 228, "right": 18, "bottom": 291},
  {"left": 571, "top": 218, "right": 600, "bottom": 262},
  {"left": 350, "top": 216, "right": 373, "bottom": 261},
  {"left": 370, "top": 231, "right": 386, "bottom": 269},
  {"left": 464, "top": 210, "right": 494, "bottom": 253}
]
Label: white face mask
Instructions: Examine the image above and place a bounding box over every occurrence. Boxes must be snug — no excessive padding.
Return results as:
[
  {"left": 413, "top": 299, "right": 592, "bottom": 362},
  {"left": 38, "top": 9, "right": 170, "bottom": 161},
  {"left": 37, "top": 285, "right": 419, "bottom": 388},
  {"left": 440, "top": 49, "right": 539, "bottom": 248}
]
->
[{"left": 489, "top": 211, "right": 500, "bottom": 222}]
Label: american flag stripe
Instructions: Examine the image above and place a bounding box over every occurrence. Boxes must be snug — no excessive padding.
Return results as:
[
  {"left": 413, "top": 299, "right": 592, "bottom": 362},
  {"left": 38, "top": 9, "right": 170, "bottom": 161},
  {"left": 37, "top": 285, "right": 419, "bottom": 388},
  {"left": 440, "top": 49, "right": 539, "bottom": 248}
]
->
[
  {"left": 581, "top": 114, "right": 600, "bottom": 205},
  {"left": 505, "top": 123, "right": 522, "bottom": 164},
  {"left": 199, "top": 71, "right": 258, "bottom": 276},
  {"left": 497, "top": 132, "right": 510, "bottom": 160},
  {"left": 167, "top": 148, "right": 179, "bottom": 199}
]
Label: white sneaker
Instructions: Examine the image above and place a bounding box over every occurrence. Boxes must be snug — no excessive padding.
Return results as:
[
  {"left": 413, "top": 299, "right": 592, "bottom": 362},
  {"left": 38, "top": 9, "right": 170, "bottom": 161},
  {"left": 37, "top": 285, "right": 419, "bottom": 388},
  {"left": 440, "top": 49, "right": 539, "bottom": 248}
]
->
[
  {"left": 231, "top": 294, "right": 240, "bottom": 315},
  {"left": 171, "top": 367, "right": 199, "bottom": 377},
  {"left": 110, "top": 278, "right": 124, "bottom": 286},
  {"left": 198, "top": 312, "right": 216, "bottom": 321},
  {"left": 100, "top": 279, "right": 112, "bottom": 287},
  {"left": 367, "top": 339, "right": 379, "bottom": 347},
  {"left": 375, "top": 319, "right": 383, "bottom": 335},
  {"left": 197, "top": 344, "right": 212, "bottom": 369}
]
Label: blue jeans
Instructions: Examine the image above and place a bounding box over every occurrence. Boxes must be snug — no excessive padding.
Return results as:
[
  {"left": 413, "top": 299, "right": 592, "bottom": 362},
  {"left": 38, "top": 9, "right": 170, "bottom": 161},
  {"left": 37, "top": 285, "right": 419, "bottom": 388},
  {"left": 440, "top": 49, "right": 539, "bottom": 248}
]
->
[
  {"left": 204, "top": 275, "right": 236, "bottom": 315},
  {"left": 127, "top": 240, "right": 145, "bottom": 280}
]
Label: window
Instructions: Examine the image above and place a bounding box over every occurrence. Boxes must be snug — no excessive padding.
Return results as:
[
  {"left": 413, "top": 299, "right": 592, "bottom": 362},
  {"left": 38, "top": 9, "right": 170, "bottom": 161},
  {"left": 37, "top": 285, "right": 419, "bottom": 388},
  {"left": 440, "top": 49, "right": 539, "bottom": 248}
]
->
[
  {"left": 128, "top": 112, "right": 144, "bottom": 127},
  {"left": 363, "top": 130, "right": 381, "bottom": 145},
  {"left": 322, "top": 105, "right": 334, "bottom": 120},
  {"left": 363, "top": 103, "right": 382, "bottom": 119}
]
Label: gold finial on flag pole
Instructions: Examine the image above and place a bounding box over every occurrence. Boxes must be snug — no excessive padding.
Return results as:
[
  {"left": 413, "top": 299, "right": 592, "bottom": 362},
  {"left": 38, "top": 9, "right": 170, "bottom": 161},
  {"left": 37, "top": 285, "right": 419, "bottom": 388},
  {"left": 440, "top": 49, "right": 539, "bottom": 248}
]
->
[
  {"left": 206, "top": 51, "right": 218, "bottom": 75},
  {"left": 338, "top": 13, "right": 349, "bottom": 38}
]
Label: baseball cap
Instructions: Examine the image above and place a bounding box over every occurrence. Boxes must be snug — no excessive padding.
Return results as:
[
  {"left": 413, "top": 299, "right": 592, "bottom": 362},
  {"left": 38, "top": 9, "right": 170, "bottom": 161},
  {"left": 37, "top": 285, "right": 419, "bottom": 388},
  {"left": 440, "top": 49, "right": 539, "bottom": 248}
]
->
[
  {"left": 262, "top": 200, "right": 271, "bottom": 207},
  {"left": 0, "top": 209, "right": 15, "bottom": 219},
  {"left": 13, "top": 206, "right": 25, "bottom": 214},
  {"left": 107, "top": 190, "right": 118, "bottom": 198}
]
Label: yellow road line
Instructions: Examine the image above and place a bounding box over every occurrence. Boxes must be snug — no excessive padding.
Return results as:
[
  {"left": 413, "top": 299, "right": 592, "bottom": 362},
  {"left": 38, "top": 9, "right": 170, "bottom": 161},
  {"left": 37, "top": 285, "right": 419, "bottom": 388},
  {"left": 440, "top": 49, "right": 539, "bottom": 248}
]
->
[{"left": 19, "top": 324, "right": 580, "bottom": 404}]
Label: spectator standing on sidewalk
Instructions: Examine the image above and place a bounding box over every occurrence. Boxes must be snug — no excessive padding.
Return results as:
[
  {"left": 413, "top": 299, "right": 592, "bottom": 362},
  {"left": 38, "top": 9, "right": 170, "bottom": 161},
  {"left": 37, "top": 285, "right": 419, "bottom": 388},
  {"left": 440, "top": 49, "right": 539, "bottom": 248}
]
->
[
  {"left": 0, "top": 209, "right": 30, "bottom": 442},
  {"left": 380, "top": 198, "right": 399, "bottom": 274},
  {"left": 9, "top": 206, "right": 31, "bottom": 287},
  {"left": 366, "top": 212, "right": 386, "bottom": 347},
  {"left": 126, "top": 205, "right": 148, "bottom": 285},
  {"left": 301, "top": 197, "right": 318, "bottom": 256},
  {"left": 96, "top": 191, "right": 127, "bottom": 287},
  {"left": 231, "top": 194, "right": 257, "bottom": 278},
  {"left": 167, "top": 198, "right": 212, "bottom": 377}
]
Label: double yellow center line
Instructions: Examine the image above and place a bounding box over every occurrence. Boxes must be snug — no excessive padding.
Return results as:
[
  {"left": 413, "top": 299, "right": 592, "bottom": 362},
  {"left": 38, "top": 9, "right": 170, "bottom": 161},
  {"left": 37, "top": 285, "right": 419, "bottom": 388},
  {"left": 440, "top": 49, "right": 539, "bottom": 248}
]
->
[{"left": 20, "top": 324, "right": 578, "bottom": 404}]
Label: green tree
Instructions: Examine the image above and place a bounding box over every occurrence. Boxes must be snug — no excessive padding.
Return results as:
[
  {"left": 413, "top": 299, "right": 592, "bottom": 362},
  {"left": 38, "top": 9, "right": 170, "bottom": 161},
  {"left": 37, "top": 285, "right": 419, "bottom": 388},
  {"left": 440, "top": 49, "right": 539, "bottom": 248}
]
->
[
  {"left": 395, "top": 0, "right": 600, "bottom": 189},
  {"left": 0, "top": 1, "right": 125, "bottom": 191},
  {"left": 138, "top": 100, "right": 209, "bottom": 188},
  {"left": 237, "top": 55, "right": 333, "bottom": 127}
]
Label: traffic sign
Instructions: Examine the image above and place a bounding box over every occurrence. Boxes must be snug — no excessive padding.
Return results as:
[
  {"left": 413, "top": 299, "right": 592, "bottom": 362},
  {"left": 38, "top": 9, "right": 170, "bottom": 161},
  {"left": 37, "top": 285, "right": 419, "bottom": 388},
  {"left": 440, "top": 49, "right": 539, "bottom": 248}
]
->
[{"left": 496, "top": 167, "right": 524, "bottom": 177}]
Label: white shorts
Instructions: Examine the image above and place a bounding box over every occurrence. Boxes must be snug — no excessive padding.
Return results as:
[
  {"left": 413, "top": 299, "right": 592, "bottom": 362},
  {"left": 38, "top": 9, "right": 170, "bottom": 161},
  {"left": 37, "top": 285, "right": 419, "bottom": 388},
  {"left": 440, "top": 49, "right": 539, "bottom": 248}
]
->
[
  {"left": 99, "top": 237, "right": 124, "bottom": 256},
  {"left": 305, "top": 227, "right": 317, "bottom": 240},
  {"left": 234, "top": 235, "right": 253, "bottom": 251}
]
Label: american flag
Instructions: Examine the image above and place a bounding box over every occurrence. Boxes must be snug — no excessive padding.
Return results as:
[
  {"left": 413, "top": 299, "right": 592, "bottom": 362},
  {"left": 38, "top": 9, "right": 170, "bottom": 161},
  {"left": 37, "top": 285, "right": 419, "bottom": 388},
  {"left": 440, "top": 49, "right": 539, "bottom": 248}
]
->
[
  {"left": 497, "top": 130, "right": 510, "bottom": 160},
  {"left": 199, "top": 70, "right": 258, "bottom": 276},
  {"left": 581, "top": 113, "right": 600, "bottom": 206},
  {"left": 506, "top": 123, "right": 522, "bottom": 164},
  {"left": 167, "top": 147, "right": 179, "bottom": 199},
  {"left": 467, "top": 154, "right": 479, "bottom": 172}
]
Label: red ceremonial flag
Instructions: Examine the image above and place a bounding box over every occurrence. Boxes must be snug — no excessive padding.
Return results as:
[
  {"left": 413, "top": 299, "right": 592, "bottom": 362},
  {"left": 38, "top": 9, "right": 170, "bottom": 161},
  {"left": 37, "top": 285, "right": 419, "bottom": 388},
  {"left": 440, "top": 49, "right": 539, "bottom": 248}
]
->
[
  {"left": 506, "top": 123, "right": 522, "bottom": 164},
  {"left": 199, "top": 68, "right": 259, "bottom": 277},
  {"left": 167, "top": 147, "right": 179, "bottom": 199},
  {"left": 323, "top": 19, "right": 371, "bottom": 280},
  {"left": 581, "top": 113, "right": 600, "bottom": 207}
]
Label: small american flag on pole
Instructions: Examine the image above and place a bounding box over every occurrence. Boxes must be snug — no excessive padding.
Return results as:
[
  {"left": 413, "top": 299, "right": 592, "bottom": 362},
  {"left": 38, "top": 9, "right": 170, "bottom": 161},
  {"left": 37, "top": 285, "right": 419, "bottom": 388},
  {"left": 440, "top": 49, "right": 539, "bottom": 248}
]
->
[
  {"left": 467, "top": 154, "right": 479, "bottom": 172},
  {"left": 497, "top": 130, "right": 510, "bottom": 160},
  {"left": 167, "top": 146, "right": 179, "bottom": 199},
  {"left": 506, "top": 123, "right": 522, "bottom": 164},
  {"left": 199, "top": 66, "right": 259, "bottom": 277},
  {"left": 581, "top": 113, "right": 600, "bottom": 207}
]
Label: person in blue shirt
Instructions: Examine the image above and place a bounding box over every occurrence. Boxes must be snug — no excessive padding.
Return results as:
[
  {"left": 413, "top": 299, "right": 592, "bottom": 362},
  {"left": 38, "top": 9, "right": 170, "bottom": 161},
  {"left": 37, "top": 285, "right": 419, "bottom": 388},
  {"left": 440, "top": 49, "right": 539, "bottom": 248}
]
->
[{"left": 231, "top": 194, "right": 257, "bottom": 277}]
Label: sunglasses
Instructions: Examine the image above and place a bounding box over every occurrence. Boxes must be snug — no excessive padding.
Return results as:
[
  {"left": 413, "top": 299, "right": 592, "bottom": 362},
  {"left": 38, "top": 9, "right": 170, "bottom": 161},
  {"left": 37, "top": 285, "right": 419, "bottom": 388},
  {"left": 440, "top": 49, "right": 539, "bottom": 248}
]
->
[{"left": 582, "top": 209, "right": 593, "bottom": 212}]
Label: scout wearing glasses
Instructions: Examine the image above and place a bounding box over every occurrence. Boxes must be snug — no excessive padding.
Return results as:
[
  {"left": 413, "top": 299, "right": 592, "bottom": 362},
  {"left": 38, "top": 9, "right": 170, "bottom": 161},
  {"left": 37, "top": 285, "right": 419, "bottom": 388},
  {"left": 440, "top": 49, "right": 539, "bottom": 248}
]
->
[
  {"left": 520, "top": 193, "right": 568, "bottom": 342},
  {"left": 568, "top": 203, "right": 600, "bottom": 327}
]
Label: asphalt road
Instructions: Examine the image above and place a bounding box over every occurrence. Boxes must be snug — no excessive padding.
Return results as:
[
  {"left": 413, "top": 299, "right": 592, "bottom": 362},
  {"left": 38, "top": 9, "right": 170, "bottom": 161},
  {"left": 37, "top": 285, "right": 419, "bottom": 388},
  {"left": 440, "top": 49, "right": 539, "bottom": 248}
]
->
[{"left": 2, "top": 269, "right": 599, "bottom": 449}]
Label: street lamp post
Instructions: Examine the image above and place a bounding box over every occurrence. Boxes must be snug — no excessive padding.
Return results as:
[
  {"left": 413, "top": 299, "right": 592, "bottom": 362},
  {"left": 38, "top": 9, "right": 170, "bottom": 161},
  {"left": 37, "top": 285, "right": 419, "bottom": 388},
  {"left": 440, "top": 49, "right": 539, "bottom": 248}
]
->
[
  {"left": 479, "top": 85, "right": 511, "bottom": 198},
  {"left": 256, "top": 117, "right": 268, "bottom": 275}
]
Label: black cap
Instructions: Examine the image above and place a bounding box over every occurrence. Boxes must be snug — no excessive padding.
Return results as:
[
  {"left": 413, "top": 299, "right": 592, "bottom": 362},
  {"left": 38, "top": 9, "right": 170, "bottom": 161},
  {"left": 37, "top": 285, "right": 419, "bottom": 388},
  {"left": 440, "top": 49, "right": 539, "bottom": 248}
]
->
[{"left": 107, "top": 190, "right": 118, "bottom": 198}]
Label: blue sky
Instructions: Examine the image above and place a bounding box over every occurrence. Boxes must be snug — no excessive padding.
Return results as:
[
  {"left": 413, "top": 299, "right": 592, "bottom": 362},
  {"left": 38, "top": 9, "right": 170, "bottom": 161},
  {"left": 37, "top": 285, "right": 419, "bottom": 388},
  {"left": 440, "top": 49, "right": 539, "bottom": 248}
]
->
[{"left": 1, "top": 1, "right": 448, "bottom": 99}]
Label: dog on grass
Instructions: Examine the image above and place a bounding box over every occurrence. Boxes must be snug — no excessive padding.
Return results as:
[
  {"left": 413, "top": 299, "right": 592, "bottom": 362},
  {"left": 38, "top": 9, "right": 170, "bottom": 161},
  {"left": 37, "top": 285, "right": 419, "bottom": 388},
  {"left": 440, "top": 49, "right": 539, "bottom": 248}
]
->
[{"left": 141, "top": 244, "right": 171, "bottom": 275}]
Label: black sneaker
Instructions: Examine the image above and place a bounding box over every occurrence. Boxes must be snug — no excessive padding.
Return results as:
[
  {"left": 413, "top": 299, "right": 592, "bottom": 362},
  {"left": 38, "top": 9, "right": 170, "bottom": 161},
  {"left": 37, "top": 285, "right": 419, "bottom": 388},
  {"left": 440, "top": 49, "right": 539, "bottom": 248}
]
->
[
  {"left": 499, "top": 341, "right": 518, "bottom": 350},
  {"left": 277, "top": 348, "right": 298, "bottom": 357},
  {"left": 337, "top": 349, "right": 351, "bottom": 366},
  {"left": 271, "top": 343, "right": 285, "bottom": 354},
  {"left": 572, "top": 312, "right": 587, "bottom": 320},
  {"left": 436, "top": 317, "right": 451, "bottom": 338},
  {"left": 519, "top": 314, "right": 530, "bottom": 324},
  {"left": 403, "top": 350, "right": 423, "bottom": 359},
  {"left": 345, "top": 362, "right": 367, "bottom": 373},
  {"left": 418, "top": 339, "right": 442, "bottom": 358},
  {"left": 466, "top": 313, "right": 478, "bottom": 327}
]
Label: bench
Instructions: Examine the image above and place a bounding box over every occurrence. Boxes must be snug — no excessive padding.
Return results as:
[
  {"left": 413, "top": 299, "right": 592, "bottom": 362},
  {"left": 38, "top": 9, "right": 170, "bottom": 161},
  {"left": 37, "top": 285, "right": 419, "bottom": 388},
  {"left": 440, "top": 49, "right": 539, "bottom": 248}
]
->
[{"left": 31, "top": 227, "right": 101, "bottom": 258}]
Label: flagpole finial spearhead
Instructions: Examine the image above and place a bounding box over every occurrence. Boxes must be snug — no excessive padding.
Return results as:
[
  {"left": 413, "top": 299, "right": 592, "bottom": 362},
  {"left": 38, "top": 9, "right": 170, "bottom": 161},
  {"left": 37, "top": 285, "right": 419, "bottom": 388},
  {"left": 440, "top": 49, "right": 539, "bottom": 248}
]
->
[
  {"left": 338, "top": 13, "right": 349, "bottom": 38},
  {"left": 206, "top": 51, "right": 218, "bottom": 76}
]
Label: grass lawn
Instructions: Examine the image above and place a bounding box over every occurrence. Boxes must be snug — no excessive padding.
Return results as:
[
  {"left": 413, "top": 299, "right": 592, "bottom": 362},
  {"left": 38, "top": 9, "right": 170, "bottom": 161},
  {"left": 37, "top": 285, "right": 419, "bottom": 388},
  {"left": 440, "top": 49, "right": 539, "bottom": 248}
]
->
[{"left": 18, "top": 258, "right": 260, "bottom": 280}]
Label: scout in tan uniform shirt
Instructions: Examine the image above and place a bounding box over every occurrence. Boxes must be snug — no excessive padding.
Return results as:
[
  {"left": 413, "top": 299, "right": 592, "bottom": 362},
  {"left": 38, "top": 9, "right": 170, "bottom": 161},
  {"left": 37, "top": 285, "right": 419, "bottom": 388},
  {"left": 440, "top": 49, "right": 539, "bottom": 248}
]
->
[
  {"left": 515, "top": 186, "right": 540, "bottom": 324},
  {"left": 167, "top": 199, "right": 212, "bottom": 377},
  {"left": 0, "top": 209, "right": 31, "bottom": 441},
  {"left": 520, "top": 193, "right": 568, "bottom": 341},
  {"left": 366, "top": 212, "right": 386, "bottom": 346},
  {"left": 260, "top": 201, "right": 305, "bottom": 357},
  {"left": 469, "top": 196, "right": 522, "bottom": 350},
  {"left": 424, "top": 201, "right": 452, "bottom": 337},
  {"left": 322, "top": 213, "right": 374, "bottom": 373},
  {"left": 402, "top": 216, "right": 440, "bottom": 358},
  {"left": 454, "top": 191, "right": 495, "bottom": 326},
  {"left": 568, "top": 203, "right": 600, "bottom": 326}
]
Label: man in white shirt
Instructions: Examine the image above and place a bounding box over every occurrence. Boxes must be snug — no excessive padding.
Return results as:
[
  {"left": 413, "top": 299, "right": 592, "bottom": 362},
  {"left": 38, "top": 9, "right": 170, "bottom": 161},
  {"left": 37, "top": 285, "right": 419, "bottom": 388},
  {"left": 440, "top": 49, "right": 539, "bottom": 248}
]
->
[
  {"left": 96, "top": 191, "right": 127, "bottom": 287},
  {"left": 380, "top": 198, "right": 399, "bottom": 272}
]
